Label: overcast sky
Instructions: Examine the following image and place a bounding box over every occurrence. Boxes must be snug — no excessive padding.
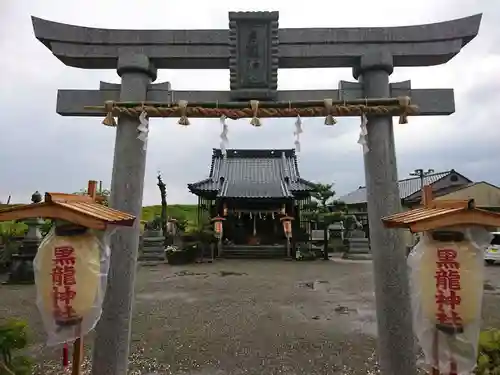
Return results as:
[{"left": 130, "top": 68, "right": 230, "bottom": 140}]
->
[{"left": 0, "top": 0, "right": 498, "bottom": 205}]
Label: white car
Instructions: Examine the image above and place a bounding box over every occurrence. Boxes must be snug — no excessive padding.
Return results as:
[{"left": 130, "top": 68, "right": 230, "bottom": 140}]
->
[{"left": 485, "top": 232, "right": 500, "bottom": 265}]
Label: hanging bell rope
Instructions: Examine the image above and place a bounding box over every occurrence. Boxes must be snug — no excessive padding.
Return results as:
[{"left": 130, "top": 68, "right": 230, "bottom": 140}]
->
[
  {"left": 87, "top": 96, "right": 417, "bottom": 124},
  {"left": 398, "top": 96, "right": 410, "bottom": 124},
  {"left": 323, "top": 99, "right": 337, "bottom": 125},
  {"left": 177, "top": 100, "right": 190, "bottom": 126},
  {"left": 102, "top": 101, "right": 117, "bottom": 127},
  {"left": 249, "top": 100, "right": 262, "bottom": 127}
]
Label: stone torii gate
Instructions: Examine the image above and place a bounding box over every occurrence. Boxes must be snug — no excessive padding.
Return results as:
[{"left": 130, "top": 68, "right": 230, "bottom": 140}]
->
[{"left": 32, "top": 11, "right": 481, "bottom": 375}]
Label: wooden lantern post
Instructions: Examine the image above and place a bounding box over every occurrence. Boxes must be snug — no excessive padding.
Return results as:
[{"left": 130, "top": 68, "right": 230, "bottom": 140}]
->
[
  {"left": 280, "top": 216, "right": 294, "bottom": 258},
  {"left": 381, "top": 185, "right": 500, "bottom": 375},
  {"left": 0, "top": 180, "right": 136, "bottom": 375},
  {"left": 70, "top": 180, "right": 97, "bottom": 374}
]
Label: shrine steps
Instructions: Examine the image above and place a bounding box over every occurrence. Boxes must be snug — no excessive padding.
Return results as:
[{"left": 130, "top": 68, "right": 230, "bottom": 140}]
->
[
  {"left": 341, "top": 253, "right": 372, "bottom": 261},
  {"left": 138, "top": 251, "right": 165, "bottom": 261},
  {"left": 341, "top": 237, "right": 372, "bottom": 261},
  {"left": 222, "top": 245, "right": 286, "bottom": 259}
]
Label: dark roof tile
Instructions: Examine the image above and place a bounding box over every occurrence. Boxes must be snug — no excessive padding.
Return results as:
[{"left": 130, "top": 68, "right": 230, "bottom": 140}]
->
[
  {"left": 339, "top": 171, "right": 455, "bottom": 205},
  {"left": 188, "top": 149, "right": 315, "bottom": 198}
]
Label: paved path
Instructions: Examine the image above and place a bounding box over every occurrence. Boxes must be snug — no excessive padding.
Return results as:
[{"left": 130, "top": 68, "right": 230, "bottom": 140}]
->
[{"left": 2, "top": 259, "right": 500, "bottom": 374}]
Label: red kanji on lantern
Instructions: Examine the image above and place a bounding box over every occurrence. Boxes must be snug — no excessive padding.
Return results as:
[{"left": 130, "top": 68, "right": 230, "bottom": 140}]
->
[
  {"left": 436, "top": 307, "right": 463, "bottom": 325},
  {"left": 435, "top": 289, "right": 462, "bottom": 309},
  {"left": 436, "top": 248, "right": 460, "bottom": 269},
  {"left": 52, "top": 285, "right": 78, "bottom": 320},
  {"left": 435, "top": 269, "right": 461, "bottom": 291},
  {"left": 54, "top": 303, "right": 78, "bottom": 321},
  {"left": 51, "top": 265, "right": 77, "bottom": 287},
  {"left": 51, "top": 246, "right": 78, "bottom": 322},
  {"left": 53, "top": 246, "right": 76, "bottom": 266},
  {"left": 434, "top": 247, "right": 463, "bottom": 326},
  {"left": 55, "top": 285, "right": 77, "bottom": 305},
  {"left": 52, "top": 286, "right": 62, "bottom": 312}
]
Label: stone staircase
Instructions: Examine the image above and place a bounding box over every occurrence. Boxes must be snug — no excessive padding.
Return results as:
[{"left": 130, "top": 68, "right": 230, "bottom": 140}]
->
[
  {"left": 138, "top": 232, "right": 166, "bottom": 261},
  {"left": 222, "top": 245, "right": 286, "bottom": 259},
  {"left": 342, "top": 237, "right": 372, "bottom": 260}
]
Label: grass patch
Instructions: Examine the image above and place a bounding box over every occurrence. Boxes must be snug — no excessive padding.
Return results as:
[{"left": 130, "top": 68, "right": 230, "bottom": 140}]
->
[{"left": 142, "top": 204, "right": 198, "bottom": 229}]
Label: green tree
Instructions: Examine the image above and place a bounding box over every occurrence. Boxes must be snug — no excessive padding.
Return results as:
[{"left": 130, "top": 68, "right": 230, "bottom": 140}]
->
[
  {"left": 0, "top": 320, "right": 32, "bottom": 375},
  {"left": 0, "top": 222, "right": 27, "bottom": 245},
  {"left": 172, "top": 215, "right": 188, "bottom": 233},
  {"left": 304, "top": 183, "right": 355, "bottom": 260}
]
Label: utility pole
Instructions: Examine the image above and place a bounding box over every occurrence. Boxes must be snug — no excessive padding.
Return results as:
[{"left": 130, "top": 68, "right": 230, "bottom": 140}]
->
[{"left": 410, "top": 168, "right": 435, "bottom": 192}]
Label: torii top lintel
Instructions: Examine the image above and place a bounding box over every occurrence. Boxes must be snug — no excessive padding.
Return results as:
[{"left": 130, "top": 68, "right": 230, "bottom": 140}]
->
[{"left": 32, "top": 12, "right": 481, "bottom": 71}]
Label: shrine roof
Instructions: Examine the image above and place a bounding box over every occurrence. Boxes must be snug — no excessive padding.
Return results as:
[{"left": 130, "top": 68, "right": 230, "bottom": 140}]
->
[
  {"left": 339, "top": 170, "right": 472, "bottom": 205},
  {"left": 188, "top": 149, "right": 315, "bottom": 199}
]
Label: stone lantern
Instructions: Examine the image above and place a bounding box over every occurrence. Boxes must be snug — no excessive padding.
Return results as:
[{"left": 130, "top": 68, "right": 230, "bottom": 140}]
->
[{"left": 7, "top": 191, "right": 45, "bottom": 284}]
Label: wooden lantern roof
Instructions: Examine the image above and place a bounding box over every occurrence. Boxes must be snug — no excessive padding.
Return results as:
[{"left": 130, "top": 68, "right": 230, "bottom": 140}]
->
[
  {"left": 0, "top": 191, "right": 135, "bottom": 230},
  {"left": 210, "top": 216, "right": 226, "bottom": 222},
  {"left": 381, "top": 185, "right": 500, "bottom": 233}
]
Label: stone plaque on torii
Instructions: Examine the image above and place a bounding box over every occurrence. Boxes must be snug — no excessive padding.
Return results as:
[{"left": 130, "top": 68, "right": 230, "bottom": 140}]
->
[{"left": 32, "top": 12, "right": 481, "bottom": 375}]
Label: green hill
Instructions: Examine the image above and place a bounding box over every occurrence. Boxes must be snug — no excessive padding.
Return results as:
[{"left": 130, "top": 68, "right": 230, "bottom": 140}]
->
[{"left": 141, "top": 204, "right": 198, "bottom": 229}]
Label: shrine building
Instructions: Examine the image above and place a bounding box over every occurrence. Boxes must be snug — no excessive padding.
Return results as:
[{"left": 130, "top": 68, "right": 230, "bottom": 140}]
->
[{"left": 188, "top": 149, "right": 315, "bottom": 257}]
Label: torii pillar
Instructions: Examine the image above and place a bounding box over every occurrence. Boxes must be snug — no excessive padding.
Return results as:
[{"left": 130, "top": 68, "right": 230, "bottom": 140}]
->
[
  {"left": 96, "top": 53, "right": 156, "bottom": 373},
  {"left": 355, "top": 51, "right": 417, "bottom": 373},
  {"left": 32, "top": 12, "right": 481, "bottom": 375}
]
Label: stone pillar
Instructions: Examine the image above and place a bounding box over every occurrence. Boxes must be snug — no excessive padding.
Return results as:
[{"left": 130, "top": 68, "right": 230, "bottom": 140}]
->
[
  {"left": 354, "top": 52, "right": 417, "bottom": 375},
  {"left": 92, "top": 53, "right": 157, "bottom": 375}
]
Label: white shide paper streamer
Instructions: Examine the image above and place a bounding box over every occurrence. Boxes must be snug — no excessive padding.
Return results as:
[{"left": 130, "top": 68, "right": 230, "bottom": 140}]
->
[
  {"left": 357, "top": 113, "right": 369, "bottom": 154},
  {"left": 294, "top": 115, "right": 303, "bottom": 152},
  {"left": 137, "top": 111, "right": 149, "bottom": 151},
  {"left": 220, "top": 115, "right": 229, "bottom": 156}
]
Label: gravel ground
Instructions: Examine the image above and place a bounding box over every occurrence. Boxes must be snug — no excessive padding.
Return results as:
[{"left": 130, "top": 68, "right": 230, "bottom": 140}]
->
[{"left": 2, "top": 259, "right": 500, "bottom": 374}]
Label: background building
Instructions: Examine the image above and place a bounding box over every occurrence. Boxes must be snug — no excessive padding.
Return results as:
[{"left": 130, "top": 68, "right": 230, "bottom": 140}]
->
[{"left": 339, "top": 170, "right": 500, "bottom": 245}]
